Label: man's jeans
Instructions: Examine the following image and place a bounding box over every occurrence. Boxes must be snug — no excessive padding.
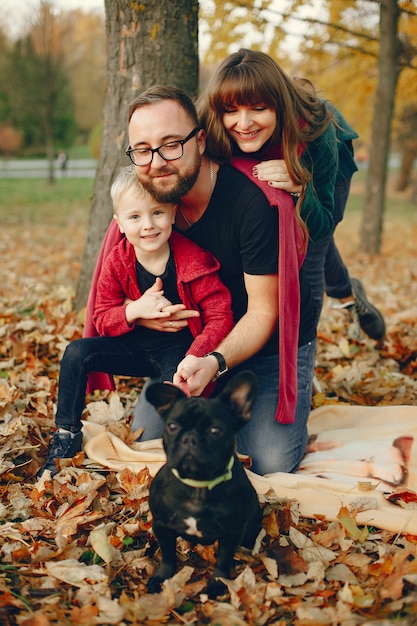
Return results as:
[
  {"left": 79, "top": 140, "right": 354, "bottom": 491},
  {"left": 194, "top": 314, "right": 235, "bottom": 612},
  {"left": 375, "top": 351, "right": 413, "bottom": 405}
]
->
[{"left": 132, "top": 340, "right": 316, "bottom": 476}]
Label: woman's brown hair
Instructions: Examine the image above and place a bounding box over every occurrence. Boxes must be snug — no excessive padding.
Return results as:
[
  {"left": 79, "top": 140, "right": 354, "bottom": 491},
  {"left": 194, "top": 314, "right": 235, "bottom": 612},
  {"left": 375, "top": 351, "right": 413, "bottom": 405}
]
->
[{"left": 197, "top": 48, "right": 332, "bottom": 187}]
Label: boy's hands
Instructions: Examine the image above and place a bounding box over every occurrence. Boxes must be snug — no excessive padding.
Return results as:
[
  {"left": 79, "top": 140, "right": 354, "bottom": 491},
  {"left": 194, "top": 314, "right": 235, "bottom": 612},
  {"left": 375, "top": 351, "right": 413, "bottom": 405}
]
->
[
  {"left": 125, "top": 277, "right": 172, "bottom": 323},
  {"left": 127, "top": 277, "right": 199, "bottom": 331}
]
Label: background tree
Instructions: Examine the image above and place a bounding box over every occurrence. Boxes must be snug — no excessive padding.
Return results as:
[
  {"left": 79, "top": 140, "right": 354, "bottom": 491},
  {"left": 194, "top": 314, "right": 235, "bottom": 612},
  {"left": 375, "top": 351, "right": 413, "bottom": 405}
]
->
[
  {"left": 0, "top": 28, "right": 11, "bottom": 123},
  {"left": 0, "top": 5, "right": 106, "bottom": 159},
  {"left": 58, "top": 10, "right": 107, "bottom": 142},
  {"left": 201, "top": 0, "right": 289, "bottom": 64},
  {"left": 393, "top": 7, "right": 417, "bottom": 192},
  {"left": 0, "top": 2, "right": 76, "bottom": 180},
  {"left": 395, "top": 105, "right": 417, "bottom": 190},
  {"left": 74, "top": 0, "right": 199, "bottom": 310},
  {"left": 361, "top": 0, "right": 402, "bottom": 252}
]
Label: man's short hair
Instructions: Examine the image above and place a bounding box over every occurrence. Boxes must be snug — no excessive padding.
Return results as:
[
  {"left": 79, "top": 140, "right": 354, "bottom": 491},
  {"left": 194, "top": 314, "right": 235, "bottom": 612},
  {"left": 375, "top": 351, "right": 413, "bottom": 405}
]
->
[{"left": 128, "top": 85, "right": 199, "bottom": 128}]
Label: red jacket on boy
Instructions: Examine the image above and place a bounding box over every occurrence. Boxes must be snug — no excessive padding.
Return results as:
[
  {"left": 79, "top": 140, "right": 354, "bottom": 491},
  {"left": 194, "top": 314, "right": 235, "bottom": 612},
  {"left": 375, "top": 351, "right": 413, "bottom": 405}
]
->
[{"left": 93, "top": 229, "right": 234, "bottom": 358}]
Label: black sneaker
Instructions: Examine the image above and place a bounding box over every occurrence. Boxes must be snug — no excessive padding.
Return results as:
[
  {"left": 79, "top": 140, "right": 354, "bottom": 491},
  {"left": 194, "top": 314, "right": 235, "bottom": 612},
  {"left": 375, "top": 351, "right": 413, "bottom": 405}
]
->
[
  {"left": 36, "top": 430, "right": 83, "bottom": 479},
  {"left": 350, "top": 278, "right": 386, "bottom": 341}
]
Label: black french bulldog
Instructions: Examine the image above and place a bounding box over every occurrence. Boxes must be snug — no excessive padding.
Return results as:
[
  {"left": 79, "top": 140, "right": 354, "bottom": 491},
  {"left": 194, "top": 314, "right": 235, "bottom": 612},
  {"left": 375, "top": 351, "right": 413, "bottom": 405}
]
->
[{"left": 145, "top": 370, "right": 263, "bottom": 598}]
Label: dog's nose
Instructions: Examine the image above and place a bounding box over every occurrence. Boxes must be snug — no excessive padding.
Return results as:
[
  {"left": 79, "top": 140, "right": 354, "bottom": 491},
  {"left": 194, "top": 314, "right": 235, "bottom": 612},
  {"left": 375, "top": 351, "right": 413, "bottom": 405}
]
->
[{"left": 181, "top": 432, "right": 198, "bottom": 447}]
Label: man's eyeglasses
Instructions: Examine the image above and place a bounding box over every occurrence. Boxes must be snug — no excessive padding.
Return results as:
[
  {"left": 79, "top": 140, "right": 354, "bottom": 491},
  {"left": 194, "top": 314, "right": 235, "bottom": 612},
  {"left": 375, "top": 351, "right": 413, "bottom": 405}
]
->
[{"left": 125, "top": 127, "right": 199, "bottom": 167}]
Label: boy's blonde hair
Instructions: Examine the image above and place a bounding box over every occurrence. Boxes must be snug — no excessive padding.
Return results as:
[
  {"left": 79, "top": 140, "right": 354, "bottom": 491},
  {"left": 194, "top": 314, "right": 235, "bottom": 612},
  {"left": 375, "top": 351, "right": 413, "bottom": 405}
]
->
[{"left": 111, "top": 165, "right": 153, "bottom": 212}]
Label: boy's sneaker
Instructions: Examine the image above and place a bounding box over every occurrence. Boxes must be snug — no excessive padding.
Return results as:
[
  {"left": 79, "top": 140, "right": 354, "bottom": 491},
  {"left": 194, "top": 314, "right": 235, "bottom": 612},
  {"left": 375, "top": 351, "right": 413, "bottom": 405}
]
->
[
  {"left": 350, "top": 278, "right": 386, "bottom": 341},
  {"left": 36, "top": 430, "right": 83, "bottom": 479}
]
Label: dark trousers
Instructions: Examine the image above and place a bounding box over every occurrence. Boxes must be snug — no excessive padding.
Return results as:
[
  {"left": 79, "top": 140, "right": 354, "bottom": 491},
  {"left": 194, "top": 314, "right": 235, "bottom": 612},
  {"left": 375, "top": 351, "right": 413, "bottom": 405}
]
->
[
  {"left": 302, "top": 179, "right": 352, "bottom": 327},
  {"left": 55, "top": 334, "right": 187, "bottom": 432}
]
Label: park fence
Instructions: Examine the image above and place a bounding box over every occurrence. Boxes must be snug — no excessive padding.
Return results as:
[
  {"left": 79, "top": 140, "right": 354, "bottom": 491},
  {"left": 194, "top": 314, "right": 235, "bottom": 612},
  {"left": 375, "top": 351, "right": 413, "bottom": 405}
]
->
[{"left": 0, "top": 159, "right": 97, "bottom": 179}]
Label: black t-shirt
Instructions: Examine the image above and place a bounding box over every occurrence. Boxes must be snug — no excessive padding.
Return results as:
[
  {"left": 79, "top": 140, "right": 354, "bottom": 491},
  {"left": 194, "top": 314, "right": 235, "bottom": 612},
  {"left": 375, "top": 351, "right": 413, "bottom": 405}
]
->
[
  {"left": 137, "top": 250, "right": 180, "bottom": 304},
  {"left": 133, "top": 250, "right": 193, "bottom": 351},
  {"left": 179, "top": 164, "right": 316, "bottom": 354}
]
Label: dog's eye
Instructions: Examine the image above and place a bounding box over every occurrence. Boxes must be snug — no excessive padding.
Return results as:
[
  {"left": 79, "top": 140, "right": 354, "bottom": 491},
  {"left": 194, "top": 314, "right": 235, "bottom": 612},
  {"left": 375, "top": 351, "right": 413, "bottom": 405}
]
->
[
  {"left": 209, "top": 426, "right": 222, "bottom": 437},
  {"left": 166, "top": 422, "right": 179, "bottom": 433}
]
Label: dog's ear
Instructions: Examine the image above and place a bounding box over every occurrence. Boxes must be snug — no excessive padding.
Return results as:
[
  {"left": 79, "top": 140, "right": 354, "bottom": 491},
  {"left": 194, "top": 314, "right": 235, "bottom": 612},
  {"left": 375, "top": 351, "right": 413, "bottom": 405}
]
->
[
  {"left": 219, "top": 371, "right": 258, "bottom": 428},
  {"left": 145, "top": 382, "right": 187, "bottom": 416}
]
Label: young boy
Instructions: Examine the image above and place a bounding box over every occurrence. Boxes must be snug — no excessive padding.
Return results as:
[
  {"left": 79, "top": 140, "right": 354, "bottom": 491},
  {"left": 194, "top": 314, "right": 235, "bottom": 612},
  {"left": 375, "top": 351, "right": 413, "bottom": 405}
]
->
[{"left": 37, "top": 166, "right": 234, "bottom": 478}]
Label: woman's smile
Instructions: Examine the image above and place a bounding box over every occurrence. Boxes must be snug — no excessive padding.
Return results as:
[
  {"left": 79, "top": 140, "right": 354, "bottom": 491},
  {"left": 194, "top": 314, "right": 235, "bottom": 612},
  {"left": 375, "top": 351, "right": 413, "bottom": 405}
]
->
[{"left": 222, "top": 104, "right": 276, "bottom": 153}]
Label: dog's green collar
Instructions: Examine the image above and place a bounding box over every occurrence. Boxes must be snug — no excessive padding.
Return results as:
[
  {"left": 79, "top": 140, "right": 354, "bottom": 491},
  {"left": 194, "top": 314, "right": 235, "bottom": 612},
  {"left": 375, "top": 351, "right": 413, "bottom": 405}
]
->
[{"left": 171, "top": 456, "right": 235, "bottom": 490}]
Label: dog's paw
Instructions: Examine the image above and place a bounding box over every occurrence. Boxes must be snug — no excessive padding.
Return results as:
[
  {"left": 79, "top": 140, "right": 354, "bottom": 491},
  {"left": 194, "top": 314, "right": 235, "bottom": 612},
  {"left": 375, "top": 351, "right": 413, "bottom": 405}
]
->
[
  {"left": 147, "top": 574, "right": 164, "bottom": 594},
  {"left": 207, "top": 576, "right": 228, "bottom": 599},
  {"left": 147, "top": 563, "right": 176, "bottom": 594}
]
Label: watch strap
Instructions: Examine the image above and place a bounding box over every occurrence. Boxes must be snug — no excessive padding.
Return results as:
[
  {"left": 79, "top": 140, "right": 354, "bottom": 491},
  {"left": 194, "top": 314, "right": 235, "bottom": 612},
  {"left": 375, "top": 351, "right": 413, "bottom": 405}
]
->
[{"left": 205, "top": 351, "right": 228, "bottom": 381}]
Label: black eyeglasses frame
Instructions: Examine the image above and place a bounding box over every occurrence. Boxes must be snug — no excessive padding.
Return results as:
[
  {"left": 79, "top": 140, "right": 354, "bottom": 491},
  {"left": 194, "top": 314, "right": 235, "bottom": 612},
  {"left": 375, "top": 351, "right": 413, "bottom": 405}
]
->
[{"left": 125, "top": 127, "right": 200, "bottom": 166}]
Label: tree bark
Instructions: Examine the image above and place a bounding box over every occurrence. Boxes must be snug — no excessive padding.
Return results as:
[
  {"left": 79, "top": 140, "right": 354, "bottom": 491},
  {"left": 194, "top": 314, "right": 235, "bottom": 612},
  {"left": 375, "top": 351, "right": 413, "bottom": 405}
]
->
[
  {"left": 74, "top": 0, "right": 199, "bottom": 311},
  {"left": 360, "top": 0, "right": 401, "bottom": 254},
  {"left": 396, "top": 150, "right": 415, "bottom": 191}
]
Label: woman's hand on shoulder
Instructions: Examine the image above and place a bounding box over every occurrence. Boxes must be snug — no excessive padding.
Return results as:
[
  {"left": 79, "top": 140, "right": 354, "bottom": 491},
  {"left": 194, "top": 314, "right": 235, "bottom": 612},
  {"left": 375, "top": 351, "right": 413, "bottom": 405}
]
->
[{"left": 252, "top": 159, "right": 302, "bottom": 194}]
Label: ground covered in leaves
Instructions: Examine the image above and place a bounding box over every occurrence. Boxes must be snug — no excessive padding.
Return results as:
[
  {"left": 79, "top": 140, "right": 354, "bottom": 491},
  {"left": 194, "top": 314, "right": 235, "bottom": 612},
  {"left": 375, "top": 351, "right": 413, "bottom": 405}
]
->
[{"left": 1, "top": 181, "right": 417, "bottom": 625}]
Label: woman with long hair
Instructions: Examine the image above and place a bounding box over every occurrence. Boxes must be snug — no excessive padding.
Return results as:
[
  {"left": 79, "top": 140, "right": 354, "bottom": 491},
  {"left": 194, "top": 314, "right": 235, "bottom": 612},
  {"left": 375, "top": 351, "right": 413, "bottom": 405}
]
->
[{"left": 197, "top": 47, "right": 337, "bottom": 244}]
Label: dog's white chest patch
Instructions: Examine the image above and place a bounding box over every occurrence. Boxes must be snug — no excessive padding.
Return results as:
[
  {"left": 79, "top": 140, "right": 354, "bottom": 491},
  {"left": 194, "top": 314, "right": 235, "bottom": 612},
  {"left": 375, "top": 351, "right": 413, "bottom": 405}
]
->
[{"left": 183, "top": 516, "right": 203, "bottom": 538}]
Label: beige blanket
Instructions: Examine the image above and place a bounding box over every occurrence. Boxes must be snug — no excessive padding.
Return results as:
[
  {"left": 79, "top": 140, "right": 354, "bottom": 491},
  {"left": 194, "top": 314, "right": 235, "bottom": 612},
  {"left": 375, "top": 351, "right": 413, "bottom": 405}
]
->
[{"left": 83, "top": 404, "right": 417, "bottom": 535}]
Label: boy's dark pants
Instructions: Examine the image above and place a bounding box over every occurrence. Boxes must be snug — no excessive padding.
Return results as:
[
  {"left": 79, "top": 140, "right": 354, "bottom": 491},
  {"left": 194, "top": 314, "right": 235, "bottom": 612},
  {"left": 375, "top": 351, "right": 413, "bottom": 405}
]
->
[{"left": 56, "top": 335, "right": 187, "bottom": 432}]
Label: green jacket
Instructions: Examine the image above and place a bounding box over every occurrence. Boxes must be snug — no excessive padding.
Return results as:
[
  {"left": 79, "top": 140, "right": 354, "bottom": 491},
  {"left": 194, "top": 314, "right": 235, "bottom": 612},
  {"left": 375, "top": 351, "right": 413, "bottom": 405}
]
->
[
  {"left": 299, "top": 104, "right": 359, "bottom": 239},
  {"left": 300, "top": 121, "right": 338, "bottom": 240},
  {"left": 327, "top": 102, "right": 359, "bottom": 182}
]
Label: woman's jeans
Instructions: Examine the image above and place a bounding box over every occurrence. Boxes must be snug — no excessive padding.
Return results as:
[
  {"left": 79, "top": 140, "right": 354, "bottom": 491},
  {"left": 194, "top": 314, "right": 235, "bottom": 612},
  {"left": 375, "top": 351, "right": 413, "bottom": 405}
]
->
[
  {"left": 56, "top": 335, "right": 186, "bottom": 432},
  {"left": 132, "top": 340, "right": 317, "bottom": 476}
]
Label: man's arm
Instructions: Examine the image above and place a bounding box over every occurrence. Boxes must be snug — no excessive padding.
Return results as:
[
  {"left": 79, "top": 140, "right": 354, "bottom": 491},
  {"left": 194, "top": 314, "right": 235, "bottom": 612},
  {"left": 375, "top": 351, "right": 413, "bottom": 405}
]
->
[{"left": 173, "top": 272, "right": 279, "bottom": 394}]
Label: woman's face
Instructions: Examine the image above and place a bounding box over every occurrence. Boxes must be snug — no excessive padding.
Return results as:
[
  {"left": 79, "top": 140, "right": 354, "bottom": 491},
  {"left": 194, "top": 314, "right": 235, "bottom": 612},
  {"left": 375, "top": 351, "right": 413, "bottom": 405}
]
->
[{"left": 222, "top": 103, "right": 277, "bottom": 153}]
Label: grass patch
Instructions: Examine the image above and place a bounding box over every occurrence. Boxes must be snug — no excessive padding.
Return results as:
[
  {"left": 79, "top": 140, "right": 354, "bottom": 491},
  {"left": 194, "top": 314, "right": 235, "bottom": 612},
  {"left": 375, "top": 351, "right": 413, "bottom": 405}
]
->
[
  {"left": 67, "top": 144, "right": 95, "bottom": 159},
  {"left": 346, "top": 191, "right": 416, "bottom": 219},
  {"left": 345, "top": 167, "right": 416, "bottom": 222},
  {"left": 0, "top": 178, "right": 94, "bottom": 226}
]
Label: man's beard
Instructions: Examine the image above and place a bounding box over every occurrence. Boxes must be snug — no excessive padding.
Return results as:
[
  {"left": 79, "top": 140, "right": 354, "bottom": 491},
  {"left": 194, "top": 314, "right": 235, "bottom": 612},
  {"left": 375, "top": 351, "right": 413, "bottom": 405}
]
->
[{"left": 140, "top": 152, "right": 201, "bottom": 203}]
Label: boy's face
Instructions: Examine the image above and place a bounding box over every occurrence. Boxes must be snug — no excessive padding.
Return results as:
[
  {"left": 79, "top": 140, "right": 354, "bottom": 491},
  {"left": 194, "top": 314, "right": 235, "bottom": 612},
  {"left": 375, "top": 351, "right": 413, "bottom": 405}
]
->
[{"left": 114, "top": 188, "right": 176, "bottom": 254}]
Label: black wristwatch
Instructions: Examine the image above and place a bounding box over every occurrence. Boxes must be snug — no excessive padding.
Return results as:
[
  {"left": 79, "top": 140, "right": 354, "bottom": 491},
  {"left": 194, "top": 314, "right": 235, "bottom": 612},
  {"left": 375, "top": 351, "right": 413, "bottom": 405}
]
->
[{"left": 205, "top": 351, "right": 228, "bottom": 382}]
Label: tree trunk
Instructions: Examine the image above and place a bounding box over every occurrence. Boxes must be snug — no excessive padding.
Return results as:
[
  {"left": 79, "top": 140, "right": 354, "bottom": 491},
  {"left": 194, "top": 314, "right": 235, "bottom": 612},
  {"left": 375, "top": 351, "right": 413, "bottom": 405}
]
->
[
  {"left": 360, "top": 0, "right": 401, "bottom": 254},
  {"left": 46, "top": 136, "right": 55, "bottom": 185},
  {"left": 395, "top": 150, "right": 415, "bottom": 191},
  {"left": 74, "top": 0, "right": 199, "bottom": 311}
]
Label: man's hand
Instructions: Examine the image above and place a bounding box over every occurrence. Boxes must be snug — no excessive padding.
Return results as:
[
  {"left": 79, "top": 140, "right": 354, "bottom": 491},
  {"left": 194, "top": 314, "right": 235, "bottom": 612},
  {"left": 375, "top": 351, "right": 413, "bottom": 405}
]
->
[{"left": 173, "top": 354, "right": 218, "bottom": 396}]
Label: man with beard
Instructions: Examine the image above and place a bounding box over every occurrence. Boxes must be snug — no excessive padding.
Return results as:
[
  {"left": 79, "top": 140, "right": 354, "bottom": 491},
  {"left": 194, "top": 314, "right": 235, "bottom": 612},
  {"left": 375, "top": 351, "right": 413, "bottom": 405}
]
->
[
  {"left": 126, "top": 87, "right": 280, "bottom": 369},
  {"left": 122, "top": 85, "right": 318, "bottom": 477}
]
